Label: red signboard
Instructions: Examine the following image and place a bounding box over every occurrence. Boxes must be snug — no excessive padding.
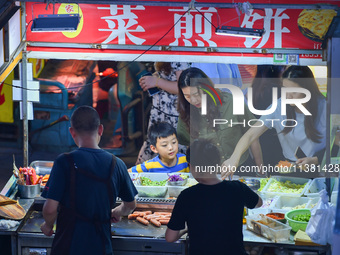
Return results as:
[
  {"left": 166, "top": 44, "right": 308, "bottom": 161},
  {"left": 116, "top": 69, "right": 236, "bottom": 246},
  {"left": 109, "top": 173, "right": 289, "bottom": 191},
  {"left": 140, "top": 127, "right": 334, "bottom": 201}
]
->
[{"left": 26, "top": 2, "right": 338, "bottom": 51}]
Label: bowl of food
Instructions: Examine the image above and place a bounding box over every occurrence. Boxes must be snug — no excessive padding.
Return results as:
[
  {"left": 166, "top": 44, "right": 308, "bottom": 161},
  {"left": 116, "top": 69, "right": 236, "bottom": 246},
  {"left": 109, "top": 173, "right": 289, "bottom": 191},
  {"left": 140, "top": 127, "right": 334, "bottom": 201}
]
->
[
  {"left": 266, "top": 212, "right": 286, "bottom": 223},
  {"left": 285, "top": 209, "right": 311, "bottom": 232},
  {"left": 167, "top": 174, "right": 189, "bottom": 186}
]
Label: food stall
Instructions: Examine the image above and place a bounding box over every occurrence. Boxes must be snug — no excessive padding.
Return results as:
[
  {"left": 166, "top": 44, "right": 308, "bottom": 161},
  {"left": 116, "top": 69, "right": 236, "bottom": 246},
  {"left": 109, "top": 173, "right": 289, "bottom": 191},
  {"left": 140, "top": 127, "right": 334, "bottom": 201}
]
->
[
  {"left": 1, "top": 0, "right": 340, "bottom": 254},
  {"left": 4, "top": 170, "right": 334, "bottom": 255}
]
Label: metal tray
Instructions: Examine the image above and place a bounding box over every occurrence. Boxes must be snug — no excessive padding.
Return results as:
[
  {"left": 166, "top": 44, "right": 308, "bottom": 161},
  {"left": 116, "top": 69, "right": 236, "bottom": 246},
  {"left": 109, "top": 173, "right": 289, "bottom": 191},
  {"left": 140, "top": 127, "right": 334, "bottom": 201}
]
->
[{"left": 30, "top": 161, "right": 54, "bottom": 175}]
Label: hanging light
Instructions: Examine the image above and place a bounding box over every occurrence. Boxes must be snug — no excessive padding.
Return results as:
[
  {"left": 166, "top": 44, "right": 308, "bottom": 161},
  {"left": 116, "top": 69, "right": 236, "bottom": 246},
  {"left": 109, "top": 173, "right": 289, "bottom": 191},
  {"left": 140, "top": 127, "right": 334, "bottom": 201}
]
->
[
  {"left": 30, "top": 2, "right": 80, "bottom": 32},
  {"left": 31, "top": 13, "right": 80, "bottom": 32},
  {"left": 215, "top": 26, "right": 264, "bottom": 38}
]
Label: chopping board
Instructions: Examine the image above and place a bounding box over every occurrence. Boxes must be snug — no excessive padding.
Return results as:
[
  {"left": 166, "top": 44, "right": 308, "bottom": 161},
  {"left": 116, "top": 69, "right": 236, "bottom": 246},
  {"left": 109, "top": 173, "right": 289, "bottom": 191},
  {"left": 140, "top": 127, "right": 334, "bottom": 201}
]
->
[{"left": 0, "top": 195, "right": 26, "bottom": 220}]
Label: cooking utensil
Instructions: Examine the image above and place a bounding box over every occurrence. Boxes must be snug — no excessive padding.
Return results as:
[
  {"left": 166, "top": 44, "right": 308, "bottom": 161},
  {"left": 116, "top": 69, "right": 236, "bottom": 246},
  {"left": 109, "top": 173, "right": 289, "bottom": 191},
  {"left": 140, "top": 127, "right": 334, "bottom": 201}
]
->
[
  {"left": 17, "top": 184, "right": 40, "bottom": 199},
  {"left": 0, "top": 195, "right": 26, "bottom": 220},
  {"left": 13, "top": 154, "right": 19, "bottom": 178},
  {"left": 0, "top": 199, "right": 17, "bottom": 206}
]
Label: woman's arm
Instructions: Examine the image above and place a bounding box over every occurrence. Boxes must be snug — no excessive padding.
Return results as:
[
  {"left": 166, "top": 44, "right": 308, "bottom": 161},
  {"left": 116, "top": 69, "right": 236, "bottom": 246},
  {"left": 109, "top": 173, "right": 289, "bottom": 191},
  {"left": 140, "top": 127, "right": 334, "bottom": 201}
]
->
[
  {"left": 221, "top": 123, "right": 268, "bottom": 179},
  {"left": 249, "top": 138, "right": 263, "bottom": 169},
  {"left": 139, "top": 75, "right": 178, "bottom": 94}
]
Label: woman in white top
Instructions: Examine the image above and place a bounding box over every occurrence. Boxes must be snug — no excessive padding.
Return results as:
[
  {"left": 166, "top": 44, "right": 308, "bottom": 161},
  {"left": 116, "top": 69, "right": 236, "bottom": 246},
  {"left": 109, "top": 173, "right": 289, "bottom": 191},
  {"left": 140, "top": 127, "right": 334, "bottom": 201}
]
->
[{"left": 221, "top": 65, "right": 326, "bottom": 179}]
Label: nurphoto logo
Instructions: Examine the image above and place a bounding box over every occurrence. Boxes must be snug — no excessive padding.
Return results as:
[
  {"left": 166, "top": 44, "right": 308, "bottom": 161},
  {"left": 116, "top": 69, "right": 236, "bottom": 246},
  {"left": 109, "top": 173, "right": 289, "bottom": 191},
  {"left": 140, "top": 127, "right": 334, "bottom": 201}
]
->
[{"left": 199, "top": 84, "right": 312, "bottom": 128}]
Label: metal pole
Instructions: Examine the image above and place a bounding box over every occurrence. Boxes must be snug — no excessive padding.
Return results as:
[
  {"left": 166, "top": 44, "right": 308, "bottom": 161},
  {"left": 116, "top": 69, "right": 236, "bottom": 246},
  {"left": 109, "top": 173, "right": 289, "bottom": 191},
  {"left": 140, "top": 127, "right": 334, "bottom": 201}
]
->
[
  {"left": 326, "top": 38, "right": 331, "bottom": 200},
  {"left": 21, "top": 2, "right": 29, "bottom": 167}
]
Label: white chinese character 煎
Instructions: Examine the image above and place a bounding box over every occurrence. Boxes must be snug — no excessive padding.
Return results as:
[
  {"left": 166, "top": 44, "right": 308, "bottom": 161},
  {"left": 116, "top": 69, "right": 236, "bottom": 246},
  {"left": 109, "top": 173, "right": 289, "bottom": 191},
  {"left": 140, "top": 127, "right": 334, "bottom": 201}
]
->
[{"left": 169, "top": 7, "right": 217, "bottom": 47}]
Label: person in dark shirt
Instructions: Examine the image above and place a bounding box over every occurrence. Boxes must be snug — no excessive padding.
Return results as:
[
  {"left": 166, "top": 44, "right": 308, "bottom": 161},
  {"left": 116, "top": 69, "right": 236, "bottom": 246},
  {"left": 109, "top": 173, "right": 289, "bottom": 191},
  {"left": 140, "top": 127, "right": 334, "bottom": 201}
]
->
[
  {"left": 165, "top": 139, "right": 262, "bottom": 255},
  {"left": 245, "top": 65, "right": 286, "bottom": 166},
  {"left": 40, "top": 106, "right": 137, "bottom": 255}
]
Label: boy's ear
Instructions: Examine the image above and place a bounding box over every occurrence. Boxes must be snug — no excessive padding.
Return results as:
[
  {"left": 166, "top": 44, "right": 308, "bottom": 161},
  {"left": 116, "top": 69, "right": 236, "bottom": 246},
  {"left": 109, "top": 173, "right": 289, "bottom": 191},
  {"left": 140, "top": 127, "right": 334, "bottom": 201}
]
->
[{"left": 150, "top": 144, "right": 158, "bottom": 154}]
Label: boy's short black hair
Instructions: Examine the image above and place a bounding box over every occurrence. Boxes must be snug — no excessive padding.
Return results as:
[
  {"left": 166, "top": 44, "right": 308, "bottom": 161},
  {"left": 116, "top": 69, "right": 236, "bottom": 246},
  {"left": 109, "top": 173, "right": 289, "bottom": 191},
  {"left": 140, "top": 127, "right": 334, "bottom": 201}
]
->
[
  {"left": 148, "top": 122, "right": 177, "bottom": 146},
  {"left": 186, "top": 139, "right": 220, "bottom": 167},
  {"left": 71, "top": 106, "right": 100, "bottom": 133}
]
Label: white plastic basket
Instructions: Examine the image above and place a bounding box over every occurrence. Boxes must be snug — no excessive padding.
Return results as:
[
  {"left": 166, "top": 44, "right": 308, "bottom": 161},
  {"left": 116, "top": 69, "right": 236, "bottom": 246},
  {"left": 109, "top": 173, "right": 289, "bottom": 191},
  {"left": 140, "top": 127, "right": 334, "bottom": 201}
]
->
[
  {"left": 262, "top": 176, "right": 312, "bottom": 197},
  {"left": 303, "top": 177, "right": 339, "bottom": 197},
  {"left": 135, "top": 173, "right": 168, "bottom": 198},
  {"left": 269, "top": 195, "right": 311, "bottom": 213}
]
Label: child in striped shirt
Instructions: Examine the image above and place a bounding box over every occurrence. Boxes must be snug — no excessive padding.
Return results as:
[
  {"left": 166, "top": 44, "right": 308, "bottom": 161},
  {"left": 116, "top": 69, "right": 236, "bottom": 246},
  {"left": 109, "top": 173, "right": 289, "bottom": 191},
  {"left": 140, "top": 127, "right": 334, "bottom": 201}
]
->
[{"left": 129, "top": 122, "right": 189, "bottom": 173}]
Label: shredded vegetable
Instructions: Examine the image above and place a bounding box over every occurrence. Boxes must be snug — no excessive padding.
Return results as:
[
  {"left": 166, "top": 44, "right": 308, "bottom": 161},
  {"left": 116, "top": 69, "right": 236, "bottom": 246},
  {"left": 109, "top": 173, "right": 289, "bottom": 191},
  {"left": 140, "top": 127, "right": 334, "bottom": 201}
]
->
[
  {"left": 267, "top": 179, "right": 306, "bottom": 194},
  {"left": 167, "top": 174, "right": 188, "bottom": 182},
  {"left": 258, "top": 178, "right": 269, "bottom": 192},
  {"left": 139, "top": 177, "right": 167, "bottom": 186}
]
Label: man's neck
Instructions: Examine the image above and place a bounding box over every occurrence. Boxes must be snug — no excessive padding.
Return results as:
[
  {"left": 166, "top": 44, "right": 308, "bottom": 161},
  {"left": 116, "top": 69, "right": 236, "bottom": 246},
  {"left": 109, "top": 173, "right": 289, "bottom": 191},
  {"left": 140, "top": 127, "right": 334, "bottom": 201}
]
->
[
  {"left": 197, "top": 176, "right": 222, "bottom": 185},
  {"left": 160, "top": 155, "right": 177, "bottom": 167}
]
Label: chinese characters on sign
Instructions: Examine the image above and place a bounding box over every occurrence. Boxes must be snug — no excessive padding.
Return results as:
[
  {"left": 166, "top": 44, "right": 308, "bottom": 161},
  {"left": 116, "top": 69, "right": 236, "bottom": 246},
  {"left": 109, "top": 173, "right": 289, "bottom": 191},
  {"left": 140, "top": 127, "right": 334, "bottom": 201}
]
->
[
  {"left": 242, "top": 9, "right": 290, "bottom": 48},
  {"left": 168, "top": 7, "right": 217, "bottom": 47},
  {"left": 96, "top": 5, "right": 293, "bottom": 50},
  {"left": 26, "top": 2, "right": 322, "bottom": 52},
  {"left": 98, "top": 5, "right": 146, "bottom": 44}
]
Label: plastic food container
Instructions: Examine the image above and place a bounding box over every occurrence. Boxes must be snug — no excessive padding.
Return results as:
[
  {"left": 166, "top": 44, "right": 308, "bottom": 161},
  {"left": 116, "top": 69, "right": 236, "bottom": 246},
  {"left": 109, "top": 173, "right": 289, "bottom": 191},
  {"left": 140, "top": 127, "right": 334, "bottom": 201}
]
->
[
  {"left": 129, "top": 173, "right": 138, "bottom": 182},
  {"left": 304, "top": 177, "right": 338, "bottom": 197},
  {"left": 270, "top": 195, "right": 311, "bottom": 213},
  {"left": 262, "top": 176, "right": 311, "bottom": 197},
  {"left": 246, "top": 214, "right": 291, "bottom": 242},
  {"left": 248, "top": 196, "right": 279, "bottom": 216},
  {"left": 285, "top": 209, "right": 311, "bottom": 232},
  {"left": 266, "top": 212, "right": 286, "bottom": 223},
  {"left": 167, "top": 173, "right": 190, "bottom": 185},
  {"left": 135, "top": 173, "right": 168, "bottom": 198},
  {"left": 168, "top": 185, "right": 188, "bottom": 197}
]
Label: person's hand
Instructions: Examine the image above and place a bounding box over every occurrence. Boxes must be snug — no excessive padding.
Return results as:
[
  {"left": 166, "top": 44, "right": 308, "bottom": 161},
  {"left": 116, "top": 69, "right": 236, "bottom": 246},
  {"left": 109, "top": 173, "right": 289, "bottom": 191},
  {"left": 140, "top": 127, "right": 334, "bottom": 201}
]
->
[
  {"left": 40, "top": 222, "right": 54, "bottom": 236},
  {"left": 139, "top": 76, "right": 158, "bottom": 91},
  {"left": 221, "top": 157, "right": 239, "bottom": 180},
  {"left": 296, "top": 157, "right": 318, "bottom": 171},
  {"left": 111, "top": 207, "right": 122, "bottom": 223}
]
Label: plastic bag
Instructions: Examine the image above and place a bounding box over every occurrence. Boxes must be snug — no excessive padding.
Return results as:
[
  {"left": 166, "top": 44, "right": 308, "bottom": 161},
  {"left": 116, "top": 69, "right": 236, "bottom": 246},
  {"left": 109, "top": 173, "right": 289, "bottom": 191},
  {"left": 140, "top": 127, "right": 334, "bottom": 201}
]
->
[{"left": 305, "top": 189, "right": 335, "bottom": 245}]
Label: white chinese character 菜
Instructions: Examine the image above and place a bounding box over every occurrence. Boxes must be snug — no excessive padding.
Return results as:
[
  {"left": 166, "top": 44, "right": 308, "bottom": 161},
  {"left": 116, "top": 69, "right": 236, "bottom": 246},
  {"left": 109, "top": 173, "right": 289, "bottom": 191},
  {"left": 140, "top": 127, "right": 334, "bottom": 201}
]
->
[{"left": 98, "top": 5, "right": 146, "bottom": 45}]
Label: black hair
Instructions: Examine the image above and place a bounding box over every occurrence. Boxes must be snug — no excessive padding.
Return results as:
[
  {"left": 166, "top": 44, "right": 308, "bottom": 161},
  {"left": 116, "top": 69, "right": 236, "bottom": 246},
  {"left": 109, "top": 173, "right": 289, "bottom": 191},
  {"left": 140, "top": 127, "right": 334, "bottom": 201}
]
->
[
  {"left": 177, "top": 67, "right": 221, "bottom": 138},
  {"left": 148, "top": 122, "right": 177, "bottom": 146},
  {"left": 186, "top": 139, "right": 221, "bottom": 167},
  {"left": 71, "top": 106, "right": 100, "bottom": 134},
  {"left": 250, "top": 65, "right": 286, "bottom": 111},
  {"left": 281, "top": 66, "right": 324, "bottom": 143}
]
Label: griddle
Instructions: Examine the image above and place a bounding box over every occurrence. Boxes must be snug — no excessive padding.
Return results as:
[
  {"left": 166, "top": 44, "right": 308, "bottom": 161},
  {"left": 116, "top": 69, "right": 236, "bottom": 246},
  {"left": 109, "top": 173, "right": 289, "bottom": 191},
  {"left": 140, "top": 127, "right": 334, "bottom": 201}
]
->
[
  {"left": 19, "top": 200, "right": 171, "bottom": 238},
  {"left": 111, "top": 217, "right": 167, "bottom": 238}
]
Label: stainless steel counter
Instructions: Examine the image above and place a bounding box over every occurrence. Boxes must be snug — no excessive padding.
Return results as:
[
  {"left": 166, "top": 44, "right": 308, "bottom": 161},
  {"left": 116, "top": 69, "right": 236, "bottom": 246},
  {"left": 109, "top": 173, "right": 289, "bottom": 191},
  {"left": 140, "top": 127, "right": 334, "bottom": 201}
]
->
[{"left": 12, "top": 199, "right": 332, "bottom": 255}]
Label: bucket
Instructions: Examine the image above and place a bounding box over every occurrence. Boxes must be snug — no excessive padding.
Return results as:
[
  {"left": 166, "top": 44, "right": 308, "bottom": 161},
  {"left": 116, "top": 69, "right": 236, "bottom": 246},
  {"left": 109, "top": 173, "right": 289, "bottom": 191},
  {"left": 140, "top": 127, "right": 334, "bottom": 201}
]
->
[{"left": 17, "top": 184, "right": 40, "bottom": 198}]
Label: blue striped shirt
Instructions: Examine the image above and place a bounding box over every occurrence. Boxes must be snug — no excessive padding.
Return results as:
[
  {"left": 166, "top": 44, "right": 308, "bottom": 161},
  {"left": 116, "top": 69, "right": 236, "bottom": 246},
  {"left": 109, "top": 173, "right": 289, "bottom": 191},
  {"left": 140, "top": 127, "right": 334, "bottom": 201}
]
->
[{"left": 130, "top": 154, "right": 189, "bottom": 173}]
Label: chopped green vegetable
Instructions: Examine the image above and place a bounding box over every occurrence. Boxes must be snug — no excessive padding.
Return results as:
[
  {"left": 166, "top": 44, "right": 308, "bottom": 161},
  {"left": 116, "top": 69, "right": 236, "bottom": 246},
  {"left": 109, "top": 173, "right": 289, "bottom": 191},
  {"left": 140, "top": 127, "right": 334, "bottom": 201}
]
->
[
  {"left": 267, "top": 179, "right": 307, "bottom": 194},
  {"left": 258, "top": 178, "right": 269, "bottom": 192},
  {"left": 292, "top": 213, "right": 311, "bottom": 222},
  {"left": 139, "top": 177, "right": 167, "bottom": 186}
]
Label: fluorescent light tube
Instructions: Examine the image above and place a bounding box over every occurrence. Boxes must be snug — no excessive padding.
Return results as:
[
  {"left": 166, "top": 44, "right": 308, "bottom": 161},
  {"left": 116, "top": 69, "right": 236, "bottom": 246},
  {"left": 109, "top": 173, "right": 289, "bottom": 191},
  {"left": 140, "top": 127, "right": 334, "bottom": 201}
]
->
[{"left": 215, "top": 26, "right": 264, "bottom": 38}]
